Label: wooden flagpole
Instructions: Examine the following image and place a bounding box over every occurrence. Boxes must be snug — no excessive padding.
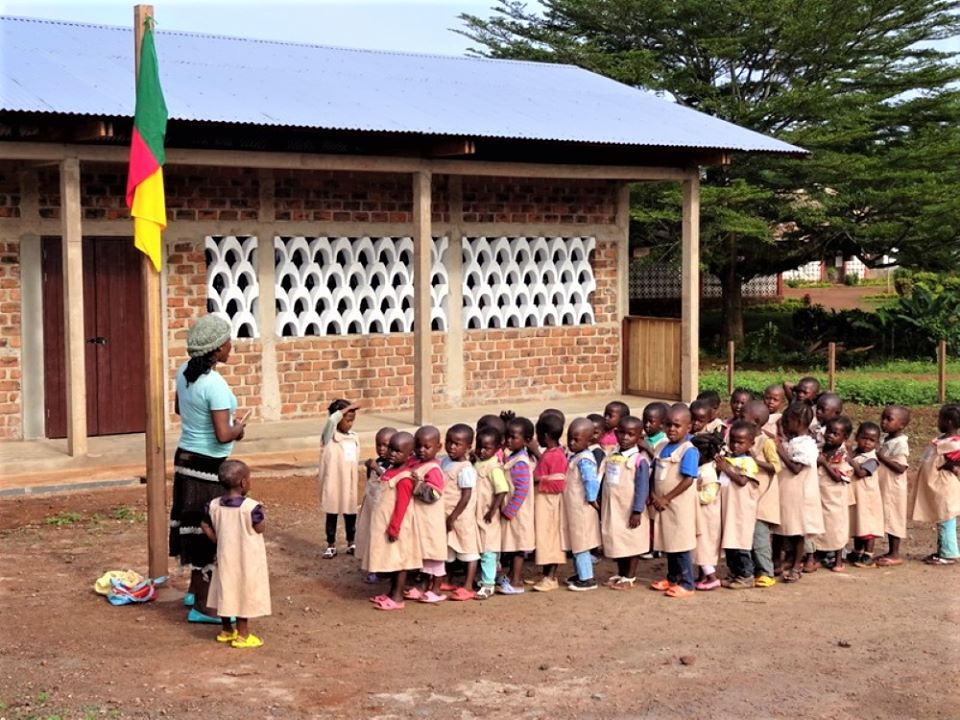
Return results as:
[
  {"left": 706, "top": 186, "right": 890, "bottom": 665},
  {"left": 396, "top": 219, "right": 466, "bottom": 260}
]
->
[{"left": 134, "top": 4, "right": 168, "bottom": 580}]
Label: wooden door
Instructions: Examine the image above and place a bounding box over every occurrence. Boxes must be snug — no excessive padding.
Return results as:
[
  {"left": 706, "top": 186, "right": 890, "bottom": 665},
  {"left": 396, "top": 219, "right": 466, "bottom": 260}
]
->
[
  {"left": 42, "top": 237, "right": 146, "bottom": 438},
  {"left": 622, "top": 316, "right": 682, "bottom": 400}
]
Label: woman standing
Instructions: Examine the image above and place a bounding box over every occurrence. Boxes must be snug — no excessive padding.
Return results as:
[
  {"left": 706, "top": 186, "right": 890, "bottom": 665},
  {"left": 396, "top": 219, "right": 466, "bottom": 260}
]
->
[{"left": 169, "top": 314, "right": 247, "bottom": 623}]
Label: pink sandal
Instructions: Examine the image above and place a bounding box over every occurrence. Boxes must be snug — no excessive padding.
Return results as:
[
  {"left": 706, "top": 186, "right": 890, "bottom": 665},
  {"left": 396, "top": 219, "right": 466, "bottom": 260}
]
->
[
  {"left": 373, "top": 597, "right": 404, "bottom": 611},
  {"left": 419, "top": 590, "right": 448, "bottom": 604},
  {"left": 368, "top": 594, "right": 389, "bottom": 604},
  {"left": 403, "top": 587, "right": 425, "bottom": 601},
  {"left": 449, "top": 587, "right": 475, "bottom": 601},
  {"left": 695, "top": 578, "right": 721, "bottom": 591}
]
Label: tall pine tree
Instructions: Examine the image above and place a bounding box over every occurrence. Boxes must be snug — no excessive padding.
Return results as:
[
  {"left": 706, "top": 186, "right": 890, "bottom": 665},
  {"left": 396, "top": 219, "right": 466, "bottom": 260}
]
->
[{"left": 459, "top": 0, "right": 960, "bottom": 341}]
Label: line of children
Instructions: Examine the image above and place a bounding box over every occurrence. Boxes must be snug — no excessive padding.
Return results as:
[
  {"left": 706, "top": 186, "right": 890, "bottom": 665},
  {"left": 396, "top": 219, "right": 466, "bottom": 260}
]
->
[{"left": 312, "top": 392, "right": 959, "bottom": 611}]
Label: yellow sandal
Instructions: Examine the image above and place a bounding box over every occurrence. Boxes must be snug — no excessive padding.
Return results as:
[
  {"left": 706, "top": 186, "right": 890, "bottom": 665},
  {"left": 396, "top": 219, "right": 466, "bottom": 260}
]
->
[
  {"left": 216, "top": 630, "right": 239, "bottom": 643},
  {"left": 231, "top": 633, "right": 264, "bottom": 649}
]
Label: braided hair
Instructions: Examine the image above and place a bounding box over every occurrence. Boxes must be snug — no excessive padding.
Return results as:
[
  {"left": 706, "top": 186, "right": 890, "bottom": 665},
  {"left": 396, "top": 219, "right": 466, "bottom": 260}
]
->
[
  {"left": 183, "top": 349, "right": 218, "bottom": 386},
  {"left": 691, "top": 430, "right": 725, "bottom": 465}
]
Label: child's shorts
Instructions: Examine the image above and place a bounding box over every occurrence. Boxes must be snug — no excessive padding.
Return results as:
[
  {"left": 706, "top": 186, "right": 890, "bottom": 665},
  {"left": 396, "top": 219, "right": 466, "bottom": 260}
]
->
[{"left": 448, "top": 548, "right": 481, "bottom": 563}]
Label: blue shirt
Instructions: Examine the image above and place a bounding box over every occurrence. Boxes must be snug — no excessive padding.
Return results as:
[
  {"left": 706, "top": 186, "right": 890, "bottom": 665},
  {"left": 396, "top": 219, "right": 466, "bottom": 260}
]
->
[
  {"left": 578, "top": 456, "right": 600, "bottom": 503},
  {"left": 176, "top": 362, "right": 237, "bottom": 458},
  {"left": 657, "top": 437, "right": 700, "bottom": 480}
]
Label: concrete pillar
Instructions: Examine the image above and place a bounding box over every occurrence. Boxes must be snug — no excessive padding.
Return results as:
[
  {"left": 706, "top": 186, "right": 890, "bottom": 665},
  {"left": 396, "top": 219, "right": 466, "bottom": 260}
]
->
[
  {"left": 19, "top": 168, "right": 44, "bottom": 439},
  {"left": 614, "top": 182, "right": 631, "bottom": 394},
  {"left": 256, "top": 169, "right": 281, "bottom": 421},
  {"left": 60, "top": 157, "right": 87, "bottom": 456},
  {"left": 412, "top": 170, "right": 433, "bottom": 424},
  {"left": 681, "top": 176, "right": 700, "bottom": 401},
  {"left": 444, "top": 176, "right": 464, "bottom": 406}
]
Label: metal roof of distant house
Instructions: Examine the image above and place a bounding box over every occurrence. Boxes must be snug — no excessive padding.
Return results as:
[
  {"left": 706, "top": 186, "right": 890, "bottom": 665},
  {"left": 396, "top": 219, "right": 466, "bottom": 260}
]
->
[{"left": 0, "top": 16, "right": 806, "bottom": 155}]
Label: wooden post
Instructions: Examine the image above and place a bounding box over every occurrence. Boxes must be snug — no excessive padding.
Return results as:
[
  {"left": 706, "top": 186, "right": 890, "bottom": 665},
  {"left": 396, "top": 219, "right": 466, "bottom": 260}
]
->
[
  {"left": 680, "top": 176, "right": 700, "bottom": 401},
  {"left": 827, "top": 342, "right": 837, "bottom": 392},
  {"left": 60, "top": 156, "right": 87, "bottom": 457},
  {"left": 135, "top": 4, "right": 167, "bottom": 580},
  {"left": 727, "top": 340, "right": 735, "bottom": 395},
  {"left": 412, "top": 170, "right": 433, "bottom": 424},
  {"left": 939, "top": 340, "right": 948, "bottom": 403}
]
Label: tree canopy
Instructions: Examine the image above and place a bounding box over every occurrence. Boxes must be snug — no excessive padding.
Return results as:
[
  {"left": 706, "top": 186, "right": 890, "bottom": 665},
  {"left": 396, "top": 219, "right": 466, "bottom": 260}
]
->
[{"left": 458, "top": 0, "right": 960, "bottom": 340}]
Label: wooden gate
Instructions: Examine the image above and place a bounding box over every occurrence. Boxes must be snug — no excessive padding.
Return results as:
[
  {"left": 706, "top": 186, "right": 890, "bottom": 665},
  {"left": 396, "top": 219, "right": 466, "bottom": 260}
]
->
[{"left": 622, "top": 316, "right": 681, "bottom": 399}]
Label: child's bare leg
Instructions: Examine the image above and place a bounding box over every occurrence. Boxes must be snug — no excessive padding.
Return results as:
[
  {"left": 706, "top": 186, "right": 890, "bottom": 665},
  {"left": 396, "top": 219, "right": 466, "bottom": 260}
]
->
[
  {"left": 542, "top": 563, "right": 557, "bottom": 580},
  {"left": 625, "top": 556, "right": 640, "bottom": 579},
  {"left": 461, "top": 560, "right": 478, "bottom": 590},
  {"left": 802, "top": 552, "right": 820, "bottom": 573},
  {"left": 884, "top": 535, "right": 901, "bottom": 559},
  {"left": 220, "top": 617, "right": 233, "bottom": 632},
  {"left": 833, "top": 549, "right": 845, "bottom": 571},
  {"left": 791, "top": 537, "right": 806, "bottom": 571},
  {"left": 389, "top": 571, "right": 407, "bottom": 603},
  {"left": 864, "top": 538, "right": 875, "bottom": 555},
  {"left": 236, "top": 617, "right": 249, "bottom": 638},
  {"left": 509, "top": 554, "right": 524, "bottom": 586}
]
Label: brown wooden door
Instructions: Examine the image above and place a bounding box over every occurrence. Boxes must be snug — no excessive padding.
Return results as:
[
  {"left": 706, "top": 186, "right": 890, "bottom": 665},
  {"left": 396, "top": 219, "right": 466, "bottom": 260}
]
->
[{"left": 42, "top": 237, "right": 146, "bottom": 438}]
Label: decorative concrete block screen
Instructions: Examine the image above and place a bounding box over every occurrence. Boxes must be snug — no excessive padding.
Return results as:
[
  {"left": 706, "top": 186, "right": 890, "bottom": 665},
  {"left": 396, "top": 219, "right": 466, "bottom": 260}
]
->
[
  {"left": 629, "top": 262, "right": 778, "bottom": 299},
  {"left": 205, "top": 235, "right": 260, "bottom": 338},
  {"left": 782, "top": 261, "right": 823, "bottom": 282},
  {"left": 273, "top": 236, "right": 448, "bottom": 337},
  {"left": 462, "top": 236, "right": 596, "bottom": 329}
]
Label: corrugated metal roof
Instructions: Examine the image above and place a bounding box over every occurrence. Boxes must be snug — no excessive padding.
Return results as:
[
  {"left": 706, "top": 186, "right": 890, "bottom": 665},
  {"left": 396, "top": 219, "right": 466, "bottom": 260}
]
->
[{"left": 0, "top": 16, "right": 806, "bottom": 155}]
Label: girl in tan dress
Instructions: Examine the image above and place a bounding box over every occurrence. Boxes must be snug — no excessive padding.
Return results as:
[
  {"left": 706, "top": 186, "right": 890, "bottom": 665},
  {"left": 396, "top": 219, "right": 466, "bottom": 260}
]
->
[
  {"left": 691, "top": 432, "right": 724, "bottom": 591},
  {"left": 318, "top": 399, "right": 360, "bottom": 559},
  {"left": 744, "top": 400, "right": 781, "bottom": 589},
  {"left": 358, "top": 427, "right": 396, "bottom": 581},
  {"left": 717, "top": 421, "right": 762, "bottom": 589},
  {"left": 813, "top": 417, "right": 854, "bottom": 573},
  {"left": 201, "top": 460, "right": 270, "bottom": 649},
  {"left": 910, "top": 404, "right": 960, "bottom": 565},
  {"left": 876, "top": 405, "right": 911, "bottom": 566},
  {"left": 441, "top": 424, "right": 480, "bottom": 601},
  {"left": 474, "top": 427, "right": 509, "bottom": 600},
  {"left": 848, "top": 422, "right": 884, "bottom": 567},
  {"left": 499, "top": 417, "right": 537, "bottom": 595},
  {"left": 407, "top": 426, "right": 448, "bottom": 603},
  {"left": 564, "top": 418, "right": 602, "bottom": 591},
  {"left": 531, "top": 414, "right": 568, "bottom": 592}
]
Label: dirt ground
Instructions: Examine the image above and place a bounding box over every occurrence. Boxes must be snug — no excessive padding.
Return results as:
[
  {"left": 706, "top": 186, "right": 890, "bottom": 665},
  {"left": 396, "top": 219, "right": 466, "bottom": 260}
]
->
[
  {"left": 2, "top": 466, "right": 959, "bottom": 720},
  {"left": 783, "top": 285, "right": 887, "bottom": 311}
]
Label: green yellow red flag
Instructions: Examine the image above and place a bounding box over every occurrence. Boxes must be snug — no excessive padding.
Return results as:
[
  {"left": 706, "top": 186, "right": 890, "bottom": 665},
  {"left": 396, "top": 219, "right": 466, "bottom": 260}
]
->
[{"left": 126, "top": 18, "right": 168, "bottom": 272}]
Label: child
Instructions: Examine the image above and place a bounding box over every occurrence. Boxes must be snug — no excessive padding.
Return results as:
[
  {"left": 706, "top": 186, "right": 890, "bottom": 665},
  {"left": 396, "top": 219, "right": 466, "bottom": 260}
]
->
[
  {"left": 367, "top": 432, "right": 423, "bottom": 611},
  {"left": 532, "top": 413, "right": 568, "bottom": 592},
  {"left": 649, "top": 405, "right": 700, "bottom": 598},
  {"left": 813, "top": 416, "right": 854, "bottom": 573},
  {"left": 744, "top": 401, "right": 781, "bottom": 588},
  {"left": 876, "top": 405, "right": 911, "bottom": 566},
  {"left": 476, "top": 414, "right": 507, "bottom": 462},
  {"left": 473, "top": 427, "right": 509, "bottom": 599},
  {"left": 717, "top": 421, "right": 761, "bottom": 589},
  {"left": 357, "top": 426, "right": 396, "bottom": 582},
  {"left": 318, "top": 399, "right": 361, "bottom": 559},
  {"left": 812, "top": 392, "right": 843, "bottom": 447},
  {"left": 690, "top": 399, "right": 711, "bottom": 435},
  {"left": 601, "top": 401, "right": 630, "bottom": 453},
  {"left": 696, "top": 391, "right": 724, "bottom": 434},
  {"left": 762, "top": 384, "right": 786, "bottom": 436},
  {"left": 773, "top": 401, "right": 823, "bottom": 583},
  {"left": 848, "top": 422, "right": 884, "bottom": 567},
  {"left": 910, "top": 403, "right": 960, "bottom": 565},
  {"left": 601, "top": 415, "right": 650, "bottom": 589},
  {"left": 727, "top": 388, "right": 754, "bottom": 428},
  {"left": 564, "top": 418, "right": 602, "bottom": 591},
  {"left": 788, "top": 376, "right": 821, "bottom": 405},
  {"left": 640, "top": 402, "right": 669, "bottom": 457},
  {"left": 408, "top": 425, "right": 448, "bottom": 603},
  {"left": 691, "top": 432, "right": 724, "bottom": 591},
  {"left": 499, "top": 416, "right": 537, "bottom": 594},
  {"left": 441, "top": 424, "right": 480, "bottom": 601},
  {"left": 202, "top": 459, "right": 271, "bottom": 648},
  {"left": 587, "top": 413, "right": 607, "bottom": 467}
]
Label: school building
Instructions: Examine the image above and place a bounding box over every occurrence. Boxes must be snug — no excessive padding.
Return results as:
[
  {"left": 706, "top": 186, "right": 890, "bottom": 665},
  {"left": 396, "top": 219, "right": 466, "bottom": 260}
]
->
[{"left": 0, "top": 16, "right": 804, "bottom": 454}]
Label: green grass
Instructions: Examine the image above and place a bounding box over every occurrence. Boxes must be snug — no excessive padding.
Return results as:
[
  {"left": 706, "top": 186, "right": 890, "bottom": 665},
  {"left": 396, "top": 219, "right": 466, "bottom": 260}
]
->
[{"left": 44, "top": 511, "right": 82, "bottom": 527}]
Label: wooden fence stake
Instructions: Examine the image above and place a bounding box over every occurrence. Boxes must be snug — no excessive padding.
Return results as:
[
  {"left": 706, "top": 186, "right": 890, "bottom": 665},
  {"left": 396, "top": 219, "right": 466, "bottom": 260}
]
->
[
  {"left": 727, "top": 340, "right": 735, "bottom": 395},
  {"left": 938, "top": 340, "right": 947, "bottom": 403},
  {"left": 828, "top": 342, "right": 836, "bottom": 392}
]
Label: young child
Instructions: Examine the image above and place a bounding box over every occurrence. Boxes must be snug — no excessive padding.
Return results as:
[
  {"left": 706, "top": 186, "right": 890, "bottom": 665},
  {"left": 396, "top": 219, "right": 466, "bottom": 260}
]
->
[
  {"left": 318, "top": 399, "right": 361, "bottom": 559},
  {"left": 813, "top": 416, "right": 854, "bottom": 573},
  {"left": 848, "top": 422, "right": 884, "bottom": 567},
  {"left": 812, "top": 392, "right": 843, "bottom": 447},
  {"left": 587, "top": 413, "right": 607, "bottom": 467},
  {"left": 601, "top": 415, "right": 650, "bottom": 589},
  {"left": 788, "top": 376, "right": 821, "bottom": 405},
  {"left": 649, "top": 405, "right": 700, "bottom": 598},
  {"left": 744, "top": 401, "right": 781, "bottom": 588},
  {"left": 717, "top": 421, "right": 761, "bottom": 589},
  {"left": 691, "top": 432, "right": 724, "bottom": 591},
  {"left": 640, "top": 402, "right": 669, "bottom": 457},
  {"left": 727, "top": 388, "right": 754, "bottom": 429},
  {"left": 910, "top": 403, "right": 960, "bottom": 565},
  {"left": 499, "top": 416, "right": 537, "bottom": 594},
  {"left": 407, "top": 425, "right": 447, "bottom": 603},
  {"left": 357, "top": 426, "right": 396, "bottom": 582},
  {"left": 695, "top": 391, "right": 725, "bottom": 434},
  {"left": 773, "top": 401, "right": 823, "bottom": 583},
  {"left": 367, "top": 432, "right": 423, "bottom": 611},
  {"left": 441, "top": 424, "right": 479, "bottom": 601},
  {"left": 473, "top": 427, "right": 509, "bottom": 599},
  {"left": 762, "top": 383, "right": 787, "bottom": 436},
  {"left": 564, "top": 418, "right": 602, "bottom": 591},
  {"left": 532, "top": 413, "right": 568, "bottom": 592},
  {"left": 876, "top": 405, "right": 911, "bottom": 566},
  {"left": 202, "top": 459, "right": 271, "bottom": 648},
  {"left": 601, "top": 401, "right": 630, "bottom": 453},
  {"left": 690, "top": 399, "right": 711, "bottom": 435}
]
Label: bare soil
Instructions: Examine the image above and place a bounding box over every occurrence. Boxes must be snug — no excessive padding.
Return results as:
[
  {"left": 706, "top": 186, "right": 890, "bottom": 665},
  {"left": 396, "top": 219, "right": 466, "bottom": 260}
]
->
[
  {"left": 2, "top": 467, "right": 959, "bottom": 720},
  {"left": 784, "top": 285, "right": 884, "bottom": 311}
]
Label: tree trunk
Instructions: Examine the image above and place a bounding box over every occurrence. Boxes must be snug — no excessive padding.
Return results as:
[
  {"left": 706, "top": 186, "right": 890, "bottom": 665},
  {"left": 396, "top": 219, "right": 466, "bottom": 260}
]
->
[{"left": 720, "top": 235, "right": 745, "bottom": 345}]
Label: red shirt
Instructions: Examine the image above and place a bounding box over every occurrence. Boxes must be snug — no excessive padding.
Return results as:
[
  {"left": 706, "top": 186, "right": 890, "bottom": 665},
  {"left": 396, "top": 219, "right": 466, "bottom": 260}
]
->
[
  {"left": 412, "top": 458, "right": 444, "bottom": 492},
  {"left": 535, "top": 445, "right": 568, "bottom": 494},
  {"left": 384, "top": 461, "right": 416, "bottom": 538}
]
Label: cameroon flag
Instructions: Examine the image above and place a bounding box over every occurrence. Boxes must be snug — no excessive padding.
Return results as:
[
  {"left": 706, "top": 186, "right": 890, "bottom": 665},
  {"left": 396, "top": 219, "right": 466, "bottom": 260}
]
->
[{"left": 126, "top": 19, "right": 168, "bottom": 272}]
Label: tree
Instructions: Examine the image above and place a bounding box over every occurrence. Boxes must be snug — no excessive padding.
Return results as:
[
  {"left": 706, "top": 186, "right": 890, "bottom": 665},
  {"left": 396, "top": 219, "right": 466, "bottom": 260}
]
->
[{"left": 458, "top": 0, "right": 960, "bottom": 342}]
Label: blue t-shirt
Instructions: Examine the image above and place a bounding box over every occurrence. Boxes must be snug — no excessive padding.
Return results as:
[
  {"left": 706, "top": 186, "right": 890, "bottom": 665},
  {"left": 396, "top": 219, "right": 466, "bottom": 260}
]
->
[
  {"left": 658, "top": 437, "right": 700, "bottom": 479},
  {"left": 176, "top": 362, "right": 237, "bottom": 458}
]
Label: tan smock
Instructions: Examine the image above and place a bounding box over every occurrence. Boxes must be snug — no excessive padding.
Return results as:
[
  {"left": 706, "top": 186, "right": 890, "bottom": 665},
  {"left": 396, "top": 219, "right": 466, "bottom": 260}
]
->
[
  {"left": 207, "top": 496, "right": 271, "bottom": 619},
  {"left": 318, "top": 430, "right": 360, "bottom": 515},
  {"left": 601, "top": 448, "right": 650, "bottom": 558},
  {"left": 652, "top": 440, "right": 697, "bottom": 553},
  {"left": 563, "top": 450, "right": 602, "bottom": 554}
]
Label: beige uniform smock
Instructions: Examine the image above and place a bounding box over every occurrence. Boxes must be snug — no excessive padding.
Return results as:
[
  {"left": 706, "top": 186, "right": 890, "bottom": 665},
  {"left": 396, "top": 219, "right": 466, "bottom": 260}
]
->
[
  {"left": 878, "top": 434, "right": 909, "bottom": 538},
  {"left": 694, "top": 463, "right": 722, "bottom": 567},
  {"left": 652, "top": 441, "right": 697, "bottom": 553},
  {"left": 753, "top": 435, "right": 781, "bottom": 526},
  {"left": 815, "top": 452, "right": 854, "bottom": 551},
  {"left": 910, "top": 435, "right": 960, "bottom": 523},
  {"left": 849, "top": 449, "right": 885, "bottom": 538},
  {"left": 721, "top": 460, "right": 761, "bottom": 551},
  {"left": 563, "top": 450, "right": 602, "bottom": 554},
  {"left": 774, "top": 436, "right": 824, "bottom": 537},
  {"left": 763, "top": 413, "right": 782, "bottom": 438},
  {"left": 367, "top": 470, "right": 423, "bottom": 573},
  {"left": 318, "top": 430, "right": 360, "bottom": 515},
  {"left": 355, "top": 466, "right": 383, "bottom": 568},
  {"left": 474, "top": 458, "right": 506, "bottom": 554},
  {"left": 207, "top": 497, "right": 271, "bottom": 619},
  {"left": 412, "top": 460, "right": 447, "bottom": 561},
  {"left": 501, "top": 451, "right": 536, "bottom": 552},
  {"left": 602, "top": 448, "right": 650, "bottom": 558},
  {"left": 534, "top": 484, "right": 567, "bottom": 566},
  {"left": 443, "top": 459, "right": 479, "bottom": 555}
]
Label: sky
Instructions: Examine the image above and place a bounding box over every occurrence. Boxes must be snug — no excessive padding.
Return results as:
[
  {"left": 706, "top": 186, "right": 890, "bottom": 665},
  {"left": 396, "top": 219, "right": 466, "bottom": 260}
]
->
[{"left": 0, "top": 0, "right": 500, "bottom": 55}]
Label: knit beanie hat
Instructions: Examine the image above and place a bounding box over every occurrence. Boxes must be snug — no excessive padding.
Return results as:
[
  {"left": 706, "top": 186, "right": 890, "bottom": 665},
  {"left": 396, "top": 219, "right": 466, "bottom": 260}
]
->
[{"left": 187, "top": 315, "right": 232, "bottom": 358}]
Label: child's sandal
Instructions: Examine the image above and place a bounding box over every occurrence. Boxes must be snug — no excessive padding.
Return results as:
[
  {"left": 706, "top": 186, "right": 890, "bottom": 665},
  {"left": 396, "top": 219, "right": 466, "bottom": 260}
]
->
[
  {"left": 923, "top": 554, "right": 957, "bottom": 566},
  {"left": 610, "top": 577, "right": 636, "bottom": 590},
  {"left": 322, "top": 547, "right": 337, "bottom": 559},
  {"left": 782, "top": 568, "right": 802, "bottom": 583}
]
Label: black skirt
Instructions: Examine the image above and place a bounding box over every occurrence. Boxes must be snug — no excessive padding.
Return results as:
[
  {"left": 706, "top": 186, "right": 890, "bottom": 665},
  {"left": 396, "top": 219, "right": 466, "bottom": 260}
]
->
[{"left": 169, "top": 448, "right": 227, "bottom": 569}]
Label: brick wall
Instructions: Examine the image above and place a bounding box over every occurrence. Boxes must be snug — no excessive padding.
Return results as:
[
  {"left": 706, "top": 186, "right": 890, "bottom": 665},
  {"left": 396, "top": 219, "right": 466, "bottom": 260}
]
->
[
  {"left": 461, "top": 176, "right": 618, "bottom": 225},
  {"left": 0, "top": 240, "right": 21, "bottom": 438},
  {"left": 0, "top": 165, "right": 20, "bottom": 219}
]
